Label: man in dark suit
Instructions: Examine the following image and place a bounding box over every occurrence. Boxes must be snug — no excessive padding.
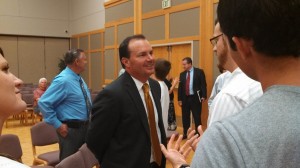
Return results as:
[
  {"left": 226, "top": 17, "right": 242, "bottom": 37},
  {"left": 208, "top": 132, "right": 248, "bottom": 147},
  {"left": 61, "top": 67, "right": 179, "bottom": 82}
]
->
[
  {"left": 86, "top": 34, "right": 166, "bottom": 168},
  {"left": 178, "top": 57, "right": 207, "bottom": 138}
]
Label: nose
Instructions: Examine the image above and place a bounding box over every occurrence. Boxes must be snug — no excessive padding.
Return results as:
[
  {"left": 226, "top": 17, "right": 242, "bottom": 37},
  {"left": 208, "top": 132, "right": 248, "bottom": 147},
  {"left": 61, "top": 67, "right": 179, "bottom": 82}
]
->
[
  {"left": 147, "top": 53, "right": 154, "bottom": 60},
  {"left": 213, "top": 44, "right": 217, "bottom": 52},
  {"left": 13, "top": 74, "right": 23, "bottom": 89}
]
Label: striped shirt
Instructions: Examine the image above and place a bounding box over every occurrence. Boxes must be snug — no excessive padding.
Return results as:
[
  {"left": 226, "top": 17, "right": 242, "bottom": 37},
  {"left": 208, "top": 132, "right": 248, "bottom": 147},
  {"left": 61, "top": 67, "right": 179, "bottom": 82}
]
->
[{"left": 207, "top": 68, "right": 263, "bottom": 127}]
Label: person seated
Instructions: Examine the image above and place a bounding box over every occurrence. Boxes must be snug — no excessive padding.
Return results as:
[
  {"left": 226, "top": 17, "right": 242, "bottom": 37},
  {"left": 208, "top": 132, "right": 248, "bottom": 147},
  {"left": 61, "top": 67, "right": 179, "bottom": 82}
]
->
[{"left": 33, "top": 78, "right": 47, "bottom": 115}]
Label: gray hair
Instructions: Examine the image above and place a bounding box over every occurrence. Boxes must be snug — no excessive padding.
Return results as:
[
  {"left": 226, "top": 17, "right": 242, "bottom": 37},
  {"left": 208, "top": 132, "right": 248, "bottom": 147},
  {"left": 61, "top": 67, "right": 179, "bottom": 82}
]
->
[{"left": 39, "top": 78, "right": 47, "bottom": 84}]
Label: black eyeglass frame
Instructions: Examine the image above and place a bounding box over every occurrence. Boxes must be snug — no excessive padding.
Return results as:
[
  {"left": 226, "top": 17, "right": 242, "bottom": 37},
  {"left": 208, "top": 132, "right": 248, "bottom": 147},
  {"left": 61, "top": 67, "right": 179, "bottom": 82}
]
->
[{"left": 209, "top": 33, "right": 223, "bottom": 46}]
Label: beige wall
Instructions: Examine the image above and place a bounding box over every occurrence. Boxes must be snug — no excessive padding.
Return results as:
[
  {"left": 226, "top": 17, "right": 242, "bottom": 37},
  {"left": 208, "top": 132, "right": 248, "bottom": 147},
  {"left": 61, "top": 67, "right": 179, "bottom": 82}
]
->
[
  {"left": 0, "top": 0, "right": 69, "bottom": 37},
  {"left": 69, "top": 0, "right": 105, "bottom": 35},
  {"left": 0, "top": 36, "right": 69, "bottom": 84},
  {"left": 0, "top": 0, "right": 105, "bottom": 37}
]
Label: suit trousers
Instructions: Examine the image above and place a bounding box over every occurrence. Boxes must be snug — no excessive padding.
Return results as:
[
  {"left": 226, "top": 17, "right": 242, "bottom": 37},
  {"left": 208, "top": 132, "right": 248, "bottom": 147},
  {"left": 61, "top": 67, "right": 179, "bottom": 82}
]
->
[
  {"left": 181, "top": 95, "right": 202, "bottom": 135},
  {"left": 57, "top": 124, "right": 88, "bottom": 161}
]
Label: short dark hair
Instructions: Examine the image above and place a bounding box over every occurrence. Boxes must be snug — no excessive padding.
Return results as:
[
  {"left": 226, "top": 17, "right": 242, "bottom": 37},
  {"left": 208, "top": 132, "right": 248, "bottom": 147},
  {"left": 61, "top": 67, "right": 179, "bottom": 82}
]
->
[
  {"left": 182, "top": 57, "right": 192, "bottom": 65},
  {"left": 119, "top": 34, "right": 146, "bottom": 68},
  {"left": 64, "top": 49, "right": 84, "bottom": 65},
  {"left": 155, "top": 58, "right": 171, "bottom": 80},
  {"left": 218, "top": 0, "right": 300, "bottom": 57}
]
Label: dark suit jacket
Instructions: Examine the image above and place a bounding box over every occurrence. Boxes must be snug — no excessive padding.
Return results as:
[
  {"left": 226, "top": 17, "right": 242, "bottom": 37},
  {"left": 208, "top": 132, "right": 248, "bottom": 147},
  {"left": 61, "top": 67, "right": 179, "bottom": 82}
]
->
[
  {"left": 86, "top": 72, "right": 166, "bottom": 168},
  {"left": 178, "top": 67, "right": 207, "bottom": 102}
]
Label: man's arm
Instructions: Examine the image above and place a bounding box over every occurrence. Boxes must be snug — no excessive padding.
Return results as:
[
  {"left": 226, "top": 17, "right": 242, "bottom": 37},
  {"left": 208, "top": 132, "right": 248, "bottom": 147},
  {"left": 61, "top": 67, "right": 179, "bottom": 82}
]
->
[
  {"left": 86, "top": 88, "right": 120, "bottom": 163},
  {"left": 38, "top": 79, "right": 67, "bottom": 129}
]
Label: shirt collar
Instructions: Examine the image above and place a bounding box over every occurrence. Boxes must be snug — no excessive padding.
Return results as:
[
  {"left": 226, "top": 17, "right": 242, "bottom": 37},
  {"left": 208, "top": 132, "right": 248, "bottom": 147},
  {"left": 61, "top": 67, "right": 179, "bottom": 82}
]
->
[{"left": 131, "top": 76, "right": 149, "bottom": 91}]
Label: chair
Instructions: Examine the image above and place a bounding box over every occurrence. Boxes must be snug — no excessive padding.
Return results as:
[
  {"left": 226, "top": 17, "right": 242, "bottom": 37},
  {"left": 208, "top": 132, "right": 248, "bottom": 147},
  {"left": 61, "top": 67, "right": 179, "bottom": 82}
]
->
[
  {"left": 30, "top": 122, "right": 60, "bottom": 166},
  {"left": 55, "top": 143, "right": 99, "bottom": 168},
  {"left": 0, "top": 134, "right": 23, "bottom": 163}
]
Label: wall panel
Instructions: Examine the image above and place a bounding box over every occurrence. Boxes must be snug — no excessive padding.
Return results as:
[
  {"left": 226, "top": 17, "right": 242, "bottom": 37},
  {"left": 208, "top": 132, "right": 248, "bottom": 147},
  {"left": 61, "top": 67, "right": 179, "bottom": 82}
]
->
[
  {"left": 71, "top": 37, "right": 78, "bottom": 49},
  {"left": 142, "top": 1, "right": 161, "bottom": 13},
  {"left": 45, "top": 38, "right": 70, "bottom": 81},
  {"left": 0, "top": 36, "right": 18, "bottom": 76},
  {"left": 170, "top": 8, "right": 199, "bottom": 38},
  {"left": 104, "top": 49, "right": 115, "bottom": 80},
  {"left": 79, "top": 35, "right": 89, "bottom": 51},
  {"left": 142, "top": 16, "right": 165, "bottom": 41},
  {"left": 105, "top": 27, "right": 115, "bottom": 46},
  {"left": 90, "top": 33, "right": 102, "bottom": 50},
  {"left": 105, "top": 1, "right": 133, "bottom": 22},
  {"left": 90, "top": 52, "right": 103, "bottom": 91},
  {"left": 117, "top": 22, "right": 134, "bottom": 44},
  {"left": 18, "top": 37, "right": 45, "bottom": 84}
]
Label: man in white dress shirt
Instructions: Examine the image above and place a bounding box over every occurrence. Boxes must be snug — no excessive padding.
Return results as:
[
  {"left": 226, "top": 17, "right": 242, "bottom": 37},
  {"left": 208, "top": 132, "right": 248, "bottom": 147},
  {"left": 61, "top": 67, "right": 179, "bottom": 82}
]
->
[{"left": 207, "top": 22, "right": 263, "bottom": 126}]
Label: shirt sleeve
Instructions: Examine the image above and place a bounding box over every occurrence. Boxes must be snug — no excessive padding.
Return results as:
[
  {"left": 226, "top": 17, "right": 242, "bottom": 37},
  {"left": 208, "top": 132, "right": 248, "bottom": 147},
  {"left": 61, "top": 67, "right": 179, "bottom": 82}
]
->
[
  {"left": 191, "top": 122, "right": 246, "bottom": 168},
  {"left": 38, "top": 78, "right": 68, "bottom": 129},
  {"left": 208, "top": 93, "right": 247, "bottom": 126}
]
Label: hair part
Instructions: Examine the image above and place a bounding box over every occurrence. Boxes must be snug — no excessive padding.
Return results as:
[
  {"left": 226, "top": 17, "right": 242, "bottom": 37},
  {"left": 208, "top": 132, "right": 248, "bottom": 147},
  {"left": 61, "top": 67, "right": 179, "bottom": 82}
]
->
[
  {"left": 119, "top": 34, "right": 146, "bottom": 68},
  {"left": 64, "top": 49, "right": 84, "bottom": 65},
  {"left": 218, "top": 0, "right": 300, "bottom": 57}
]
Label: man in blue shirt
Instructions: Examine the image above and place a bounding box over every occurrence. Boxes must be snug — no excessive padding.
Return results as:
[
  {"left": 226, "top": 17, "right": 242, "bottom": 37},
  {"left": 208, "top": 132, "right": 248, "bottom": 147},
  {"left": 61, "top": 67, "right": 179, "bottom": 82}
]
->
[{"left": 39, "top": 49, "right": 91, "bottom": 161}]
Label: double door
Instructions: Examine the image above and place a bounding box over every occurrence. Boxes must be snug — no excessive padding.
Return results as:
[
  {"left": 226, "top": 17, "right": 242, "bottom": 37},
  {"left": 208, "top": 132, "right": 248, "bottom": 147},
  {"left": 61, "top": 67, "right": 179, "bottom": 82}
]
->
[{"left": 153, "top": 43, "right": 191, "bottom": 117}]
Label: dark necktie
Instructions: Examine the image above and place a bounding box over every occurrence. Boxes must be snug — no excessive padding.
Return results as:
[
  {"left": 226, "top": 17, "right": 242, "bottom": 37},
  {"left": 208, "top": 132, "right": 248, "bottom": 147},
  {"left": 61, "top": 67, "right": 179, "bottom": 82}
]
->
[
  {"left": 142, "top": 83, "right": 162, "bottom": 166},
  {"left": 79, "top": 77, "right": 92, "bottom": 120},
  {"left": 186, "top": 71, "right": 190, "bottom": 96}
]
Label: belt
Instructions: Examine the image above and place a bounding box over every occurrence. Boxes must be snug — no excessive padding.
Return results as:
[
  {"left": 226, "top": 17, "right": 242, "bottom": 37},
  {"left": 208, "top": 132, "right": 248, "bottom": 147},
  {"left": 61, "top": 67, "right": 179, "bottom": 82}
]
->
[{"left": 62, "top": 120, "right": 89, "bottom": 128}]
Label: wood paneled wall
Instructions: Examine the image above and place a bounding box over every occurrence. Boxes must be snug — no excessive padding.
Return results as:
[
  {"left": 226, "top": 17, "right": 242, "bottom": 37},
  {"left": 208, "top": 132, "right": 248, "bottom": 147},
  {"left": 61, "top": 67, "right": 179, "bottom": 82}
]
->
[{"left": 71, "top": 0, "right": 220, "bottom": 127}]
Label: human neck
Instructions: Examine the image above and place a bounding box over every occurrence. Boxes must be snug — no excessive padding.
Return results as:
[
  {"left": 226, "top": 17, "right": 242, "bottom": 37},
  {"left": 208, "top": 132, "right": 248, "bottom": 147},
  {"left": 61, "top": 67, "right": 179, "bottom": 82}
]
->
[{"left": 256, "top": 56, "right": 300, "bottom": 91}]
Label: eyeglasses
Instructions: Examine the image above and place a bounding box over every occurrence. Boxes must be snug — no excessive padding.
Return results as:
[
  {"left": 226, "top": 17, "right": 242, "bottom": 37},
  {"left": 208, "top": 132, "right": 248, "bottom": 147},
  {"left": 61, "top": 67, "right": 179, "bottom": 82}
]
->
[{"left": 209, "top": 33, "right": 223, "bottom": 46}]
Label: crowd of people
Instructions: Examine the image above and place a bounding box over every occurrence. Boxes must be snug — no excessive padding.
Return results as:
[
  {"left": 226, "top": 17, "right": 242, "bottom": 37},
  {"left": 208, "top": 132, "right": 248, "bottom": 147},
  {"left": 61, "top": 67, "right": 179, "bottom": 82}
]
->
[{"left": 0, "top": 0, "right": 299, "bottom": 167}]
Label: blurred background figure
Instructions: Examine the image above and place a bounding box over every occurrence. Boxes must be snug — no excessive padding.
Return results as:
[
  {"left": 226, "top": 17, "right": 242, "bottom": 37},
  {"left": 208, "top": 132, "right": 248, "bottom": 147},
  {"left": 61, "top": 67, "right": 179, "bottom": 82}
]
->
[
  {"left": 153, "top": 58, "right": 171, "bottom": 133},
  {"left": 164, "top": 76, "right": 179, "bottom": 131},
  {"left": 33, "top": 77, "right": 47, "bottom": 115}
]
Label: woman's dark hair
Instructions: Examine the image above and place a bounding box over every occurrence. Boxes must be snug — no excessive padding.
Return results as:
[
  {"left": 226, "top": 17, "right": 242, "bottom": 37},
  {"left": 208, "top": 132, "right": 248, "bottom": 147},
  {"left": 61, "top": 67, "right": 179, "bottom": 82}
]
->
[{"left": 155, "top": 58, "right": 171, "bottom": 80}]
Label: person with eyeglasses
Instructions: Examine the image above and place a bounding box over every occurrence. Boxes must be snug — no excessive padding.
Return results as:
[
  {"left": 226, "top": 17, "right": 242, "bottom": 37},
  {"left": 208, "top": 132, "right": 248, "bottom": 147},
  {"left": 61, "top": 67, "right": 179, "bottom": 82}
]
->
[
  {"left": 161, "top": 21, "right": 263, "bottom": 168},
  {"left": 206, "top": 22, "right": 263, "bottom": 127},
  {"left": 162, "top": 0, "right": 300, "bottom": 167},
  {"left": 39, "top": 49, "right": 91, "bottom": 161}
]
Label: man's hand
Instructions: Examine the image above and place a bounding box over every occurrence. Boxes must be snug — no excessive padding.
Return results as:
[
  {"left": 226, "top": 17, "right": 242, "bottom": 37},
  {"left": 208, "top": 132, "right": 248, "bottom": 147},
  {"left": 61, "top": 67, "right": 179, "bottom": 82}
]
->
[
  {"left": 200, "top": 98, "right": 206, "bottom": 102},
  {"left": 186, "top": 126, "right": 204, "bottom": 151},
  {"left": 160, "top": 134, "right": 192, "bottom": 168},
  {"left": 178, "top": 101, "right": 182, "bottom": 106},
  {"left": 57, "top": 123, "right": 68, "bottom": 137}
]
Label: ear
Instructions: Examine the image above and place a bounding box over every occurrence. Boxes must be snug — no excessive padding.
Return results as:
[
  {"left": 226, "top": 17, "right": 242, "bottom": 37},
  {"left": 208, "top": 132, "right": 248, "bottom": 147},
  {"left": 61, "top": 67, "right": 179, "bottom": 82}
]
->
[
  {"left": 121, "top": 57, "right": 129, "bottom": 68},
  {"left": 232, "top": 37, "right": 253, "bottom": 60}
]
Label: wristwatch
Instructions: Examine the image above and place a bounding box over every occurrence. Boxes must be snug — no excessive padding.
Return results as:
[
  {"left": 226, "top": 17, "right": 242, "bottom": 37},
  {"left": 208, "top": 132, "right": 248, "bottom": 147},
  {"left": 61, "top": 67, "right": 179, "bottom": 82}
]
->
[{"left": 179, "top": 164, "right": 190, "bottom": 168}]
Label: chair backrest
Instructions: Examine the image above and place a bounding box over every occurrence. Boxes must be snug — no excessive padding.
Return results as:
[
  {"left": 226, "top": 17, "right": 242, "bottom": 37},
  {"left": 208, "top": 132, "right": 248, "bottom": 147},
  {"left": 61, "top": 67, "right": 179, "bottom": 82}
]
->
[
  {"left": 30, "top": 122, "right": 58, "bottom": 146},
  {"left": 22, "top": 93, "right": 34, "bottom": 107},
  {"left": 55, "top": 151, "right": 85, "bottom": 168},
  {"left": 55, "top": 143, "right": 99, "bottom": 168},
  {"left": 79, "top": 143, "right": 99, "bottom": 168},
  {"left": 0, "top": 134, "right": 23, "bottom": 162}
]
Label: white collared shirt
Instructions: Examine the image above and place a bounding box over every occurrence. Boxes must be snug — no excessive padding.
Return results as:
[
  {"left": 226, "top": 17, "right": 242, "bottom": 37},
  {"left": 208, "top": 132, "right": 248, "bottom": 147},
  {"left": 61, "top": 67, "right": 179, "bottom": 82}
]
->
[
  {"left": 131, "top": 76, "right": 162, "bottom": 162},
  {"left": 208, "top": 68, "right": 263, "bottom": 127}
]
